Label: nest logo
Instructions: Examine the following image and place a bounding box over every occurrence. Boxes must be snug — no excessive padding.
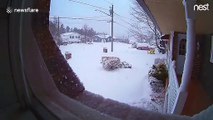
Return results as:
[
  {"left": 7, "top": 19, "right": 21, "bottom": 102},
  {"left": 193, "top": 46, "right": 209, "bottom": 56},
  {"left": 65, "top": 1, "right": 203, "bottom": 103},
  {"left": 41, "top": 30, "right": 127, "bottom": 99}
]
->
[{"left": 194, "top": 3, "right": 210, "bottom": 11}]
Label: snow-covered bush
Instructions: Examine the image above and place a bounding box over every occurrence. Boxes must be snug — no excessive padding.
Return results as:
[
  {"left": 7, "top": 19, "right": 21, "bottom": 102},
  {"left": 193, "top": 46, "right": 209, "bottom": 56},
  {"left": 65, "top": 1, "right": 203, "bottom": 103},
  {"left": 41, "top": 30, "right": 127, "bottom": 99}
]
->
[
  {"left": 149, "top": 77, "right": 164, "bottom": 93},
  {"left": 121, "top": 61, "right": 132, "bottom": 68},
  {"left": 101, "top": 57, "right": 132, "bottom": 70},
  {"left": 148, "top": 63, "right": 168, "bottom": 85},
  {"left": 101, "top": 56, "right": 121, "bottom": 71}
]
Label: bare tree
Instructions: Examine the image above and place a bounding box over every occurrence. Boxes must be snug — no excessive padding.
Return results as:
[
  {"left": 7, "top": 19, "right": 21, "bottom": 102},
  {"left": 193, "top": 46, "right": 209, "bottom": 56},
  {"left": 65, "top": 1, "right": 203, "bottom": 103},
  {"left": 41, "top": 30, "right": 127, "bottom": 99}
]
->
[
  {"left": 129, "top": 22, "right": 149, "bottom": 43},
  {"left": 129, "top": 1, "right": 164, "bottom": 51},
  {"left": 82, "top": 24, "right": 88, "bottom": 43},
  {"left": 49, "top": 17, "right": 63, "bottom": 45}
]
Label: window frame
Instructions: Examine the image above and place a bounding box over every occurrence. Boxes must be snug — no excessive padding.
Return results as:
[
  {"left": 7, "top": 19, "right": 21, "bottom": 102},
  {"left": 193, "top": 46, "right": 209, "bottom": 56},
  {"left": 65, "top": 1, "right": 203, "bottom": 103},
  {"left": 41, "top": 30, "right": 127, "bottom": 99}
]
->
[
  {"left": 179, "top": 39, "right": 186, "bottom": 55},
  {"left": 9, "top": 0, "right": 117, "bottom": 119}
]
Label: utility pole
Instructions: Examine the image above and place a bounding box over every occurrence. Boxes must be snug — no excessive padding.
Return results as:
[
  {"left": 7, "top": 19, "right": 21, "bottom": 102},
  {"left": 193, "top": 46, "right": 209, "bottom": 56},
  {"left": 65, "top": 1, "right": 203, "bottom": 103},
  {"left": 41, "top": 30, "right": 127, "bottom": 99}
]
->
[
  {"left": 95, "top": 5, "right": 114, "bottom": 52},
  {"left": 110, "top": 5, "right": 114, "bottom": 52}
]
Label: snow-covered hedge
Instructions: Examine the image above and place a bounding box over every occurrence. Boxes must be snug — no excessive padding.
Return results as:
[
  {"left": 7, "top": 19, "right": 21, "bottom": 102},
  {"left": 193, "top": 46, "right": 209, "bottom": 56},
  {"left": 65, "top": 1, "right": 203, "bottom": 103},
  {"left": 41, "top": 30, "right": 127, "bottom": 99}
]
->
[
  {"left": 148, "top": 63, "right": 168, "bottom": 85},
  {"left": 101, "top": 57, "right": 132, "bottom": 70},
  {"left": 120, "top": 61, "right": 132, "bottom": 68}
]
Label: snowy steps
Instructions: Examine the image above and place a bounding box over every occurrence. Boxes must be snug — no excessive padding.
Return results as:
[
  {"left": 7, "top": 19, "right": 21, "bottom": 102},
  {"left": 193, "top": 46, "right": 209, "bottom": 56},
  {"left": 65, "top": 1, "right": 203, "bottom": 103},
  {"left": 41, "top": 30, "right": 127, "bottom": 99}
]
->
[{"left": 74, "top": 91, "right": 192, "bottom": 120}]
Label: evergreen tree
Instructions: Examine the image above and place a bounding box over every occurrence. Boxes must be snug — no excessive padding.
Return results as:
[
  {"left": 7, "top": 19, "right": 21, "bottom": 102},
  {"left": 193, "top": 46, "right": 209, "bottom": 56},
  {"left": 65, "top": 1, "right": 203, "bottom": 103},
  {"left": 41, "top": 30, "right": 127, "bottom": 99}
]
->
[
  {"left": 49, "top": 19, "right": 62, "bottom": 45},
  {"left": 66, "top": 26, "right": 71, "bottom": 33},
  {"left": 60, "top": 24, "right": 66, "bottom": 34}
]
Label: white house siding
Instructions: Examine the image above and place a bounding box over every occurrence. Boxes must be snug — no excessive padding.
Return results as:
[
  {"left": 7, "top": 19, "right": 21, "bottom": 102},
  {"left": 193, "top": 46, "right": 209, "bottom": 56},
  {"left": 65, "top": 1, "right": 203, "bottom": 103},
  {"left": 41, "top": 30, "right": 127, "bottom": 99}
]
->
[{"left": 61, "top": 32, "right": 82, "bottom": 43}]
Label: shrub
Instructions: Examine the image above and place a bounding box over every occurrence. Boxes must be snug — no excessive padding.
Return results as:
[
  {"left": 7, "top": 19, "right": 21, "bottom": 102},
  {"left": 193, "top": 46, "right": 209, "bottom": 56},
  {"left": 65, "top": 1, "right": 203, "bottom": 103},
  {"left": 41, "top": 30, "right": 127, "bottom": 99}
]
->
[
  {"left": 148, "top": 63, "right": 168, "bottom": 85},
  {"left": 101, "top": 56, "right": 121, "bottom": 71},
  {"left": 101, "top": 57, "right": 132, "bottom": 70}
]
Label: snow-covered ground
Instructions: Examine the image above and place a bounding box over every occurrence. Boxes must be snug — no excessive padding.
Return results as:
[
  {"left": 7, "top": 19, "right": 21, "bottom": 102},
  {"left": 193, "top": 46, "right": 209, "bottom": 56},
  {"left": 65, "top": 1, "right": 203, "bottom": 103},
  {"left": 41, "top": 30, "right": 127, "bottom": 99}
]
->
[{"left": 59, "top": 42, "right": 165, "bottom": 109}]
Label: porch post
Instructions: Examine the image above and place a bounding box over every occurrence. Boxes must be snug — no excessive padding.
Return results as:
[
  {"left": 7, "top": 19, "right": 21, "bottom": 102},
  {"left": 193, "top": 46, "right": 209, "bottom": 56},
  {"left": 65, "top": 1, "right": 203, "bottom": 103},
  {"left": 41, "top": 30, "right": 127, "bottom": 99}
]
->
[{"left": 173, "top": 0, "right": 197, "bottom": 114}]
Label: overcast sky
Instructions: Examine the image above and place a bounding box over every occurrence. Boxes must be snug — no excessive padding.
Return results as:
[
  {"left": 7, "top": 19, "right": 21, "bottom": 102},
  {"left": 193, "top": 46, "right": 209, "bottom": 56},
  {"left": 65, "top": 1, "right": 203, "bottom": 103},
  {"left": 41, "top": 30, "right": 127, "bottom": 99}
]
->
[{"left": 50, "top": 0, "right": 136, "bottom": 38}]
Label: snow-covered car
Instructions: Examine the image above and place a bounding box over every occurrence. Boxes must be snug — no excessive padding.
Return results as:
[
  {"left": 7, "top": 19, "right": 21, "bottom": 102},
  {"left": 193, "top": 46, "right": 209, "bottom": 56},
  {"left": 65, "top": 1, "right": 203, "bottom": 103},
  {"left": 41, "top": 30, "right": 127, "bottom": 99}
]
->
[{"left": 136, "top": 43, "right": 151, "bottom": 50}]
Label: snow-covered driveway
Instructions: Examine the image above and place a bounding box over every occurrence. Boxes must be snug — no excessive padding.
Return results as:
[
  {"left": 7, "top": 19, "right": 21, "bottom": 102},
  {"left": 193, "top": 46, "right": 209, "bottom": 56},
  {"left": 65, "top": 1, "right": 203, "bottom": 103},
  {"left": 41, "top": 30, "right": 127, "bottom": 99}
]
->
[{"left": 59, "top": 42, "right": 165, "bottom": 107}]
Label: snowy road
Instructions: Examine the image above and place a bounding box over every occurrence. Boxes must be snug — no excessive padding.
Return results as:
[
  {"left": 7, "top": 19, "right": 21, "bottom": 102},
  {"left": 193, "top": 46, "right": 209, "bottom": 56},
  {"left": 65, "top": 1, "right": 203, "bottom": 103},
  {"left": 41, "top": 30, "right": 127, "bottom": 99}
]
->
[{"left": 59, "top": 42, "right": 165, "bottom": 107}]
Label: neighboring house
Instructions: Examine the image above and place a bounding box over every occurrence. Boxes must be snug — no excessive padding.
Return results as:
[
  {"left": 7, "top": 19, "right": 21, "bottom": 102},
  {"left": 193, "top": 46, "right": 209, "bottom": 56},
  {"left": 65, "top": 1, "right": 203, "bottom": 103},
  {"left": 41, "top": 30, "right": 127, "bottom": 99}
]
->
[
  {"left": 61, "top": 32, "right": 82, "bottom": 44},
  {"left": 139, "top": 0, "right": 213, "bottom": 116},
  {"left": 93, "top": 34, "right": 110, "bottom": 42},
  {"left": 114, "top": 38, "right": 129, "bottom": 43},
  {"left": 92, "top": 35, "right": 102, "bottom": 42}
]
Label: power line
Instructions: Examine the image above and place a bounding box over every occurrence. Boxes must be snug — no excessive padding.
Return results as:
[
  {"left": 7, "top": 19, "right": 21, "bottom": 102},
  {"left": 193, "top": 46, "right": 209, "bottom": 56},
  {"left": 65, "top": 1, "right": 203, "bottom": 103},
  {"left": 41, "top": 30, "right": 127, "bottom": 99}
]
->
[
  {"left": 69, "top": 0, "right": 108, "bottom": 10},
  {"left": 71, "top": 18, "right": 109, "bottom": 22},
  {"left": 73, "top": 16, "right": 108, "bottom": 19},
  {"left": 114, "top": 12, "right": 138, "bottom": 23},
  {"left": 49, "top": 16, "right": 109, "bottom": 22},
  {"left": 102, "top": 0, "right": 113, "bottom": 5},
  {"left": 115, "top": 16, "right": 132, "bottom": 27},
  {"left": 115, "top": 22, "right": 129, "bottom": 30},
  {"left": 114, "top": 12, "right": 132, "bottom": 20},
  {"left": 50, "top": 16, "right": 108, "bottom": 19}
]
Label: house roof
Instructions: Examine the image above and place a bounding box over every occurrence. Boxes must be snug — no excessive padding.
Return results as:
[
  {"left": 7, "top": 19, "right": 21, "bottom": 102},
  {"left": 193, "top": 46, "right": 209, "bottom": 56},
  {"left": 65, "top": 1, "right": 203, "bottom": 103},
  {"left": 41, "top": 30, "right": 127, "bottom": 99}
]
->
[
  {"left": 61, "top": 32, "right": 81, "bottom": 36},
  {"left": 137, "top": 0, "right": 213, "bottom": 34},
  {"left": 96, "top": 34, "right": 110, "bottom": 39}
]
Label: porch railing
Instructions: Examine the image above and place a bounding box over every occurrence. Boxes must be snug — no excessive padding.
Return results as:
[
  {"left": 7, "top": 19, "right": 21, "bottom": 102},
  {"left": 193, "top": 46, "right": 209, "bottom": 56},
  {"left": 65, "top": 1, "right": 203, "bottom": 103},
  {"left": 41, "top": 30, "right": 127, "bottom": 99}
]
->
[{"left": 164, "top": 52, "right": 180, "bottom": 114}]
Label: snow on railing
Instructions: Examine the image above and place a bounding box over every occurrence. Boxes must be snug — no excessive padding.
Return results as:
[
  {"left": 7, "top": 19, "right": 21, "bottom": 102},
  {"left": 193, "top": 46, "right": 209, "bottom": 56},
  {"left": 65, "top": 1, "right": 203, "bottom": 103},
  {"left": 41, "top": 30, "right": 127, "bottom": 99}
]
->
[{"left": 165, "top": 55, "right": 180, "bottom": 114}]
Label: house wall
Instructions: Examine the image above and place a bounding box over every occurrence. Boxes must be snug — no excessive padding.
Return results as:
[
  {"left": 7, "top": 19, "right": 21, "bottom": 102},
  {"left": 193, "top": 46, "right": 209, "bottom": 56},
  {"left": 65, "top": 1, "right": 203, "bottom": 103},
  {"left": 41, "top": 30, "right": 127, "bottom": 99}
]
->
[
  {"left": 61, "top": 33, "right": 82, "bottom": 43},
  {"left": 0, "top": 10, "right": 18, "bottom": 109},
  {"left": 176, "top": 33, "right": 186, "bottom": 75},
  {"left": 199, "top": 34, "right": 213, "bottom": 100},
  {"left": 191, "top": 35, "right": 202, "bottom": 80},
  {"left": 181, "top": 35, "right": 212, "bottom": 116}
]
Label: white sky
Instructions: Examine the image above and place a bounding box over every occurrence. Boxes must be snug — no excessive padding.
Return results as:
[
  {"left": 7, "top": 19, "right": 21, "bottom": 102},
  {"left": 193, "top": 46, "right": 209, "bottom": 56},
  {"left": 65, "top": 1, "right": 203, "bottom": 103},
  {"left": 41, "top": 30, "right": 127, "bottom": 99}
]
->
[{"left": 50, "top": 0, "right": 136, "bottom": 37}]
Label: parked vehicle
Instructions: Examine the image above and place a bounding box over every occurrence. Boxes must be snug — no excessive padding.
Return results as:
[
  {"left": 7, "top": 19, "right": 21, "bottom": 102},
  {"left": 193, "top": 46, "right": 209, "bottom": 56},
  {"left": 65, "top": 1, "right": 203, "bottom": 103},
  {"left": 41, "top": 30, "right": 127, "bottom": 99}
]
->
[{"left": 136, "top": 43, "right": 151, "bottom": 50}]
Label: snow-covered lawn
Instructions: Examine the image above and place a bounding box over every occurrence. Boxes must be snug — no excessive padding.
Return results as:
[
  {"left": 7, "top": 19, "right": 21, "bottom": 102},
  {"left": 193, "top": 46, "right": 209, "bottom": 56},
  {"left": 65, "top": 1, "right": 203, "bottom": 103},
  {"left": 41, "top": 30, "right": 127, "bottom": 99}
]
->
[{"left": 59, "top": 42, "right": 165, "bottom": 108}]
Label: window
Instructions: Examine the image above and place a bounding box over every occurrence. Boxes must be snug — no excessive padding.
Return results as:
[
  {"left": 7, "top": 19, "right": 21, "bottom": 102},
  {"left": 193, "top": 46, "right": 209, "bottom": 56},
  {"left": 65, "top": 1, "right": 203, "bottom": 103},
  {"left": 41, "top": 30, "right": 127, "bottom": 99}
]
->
[
  {"left": 48, "top": 0, "right": 167, "bottom": 114},
  {"left": 8, "top": 0, "right": 212, "bottom": 119},
  {"left": 179, "top": 39, "right": 186, "bottom": 55}
]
